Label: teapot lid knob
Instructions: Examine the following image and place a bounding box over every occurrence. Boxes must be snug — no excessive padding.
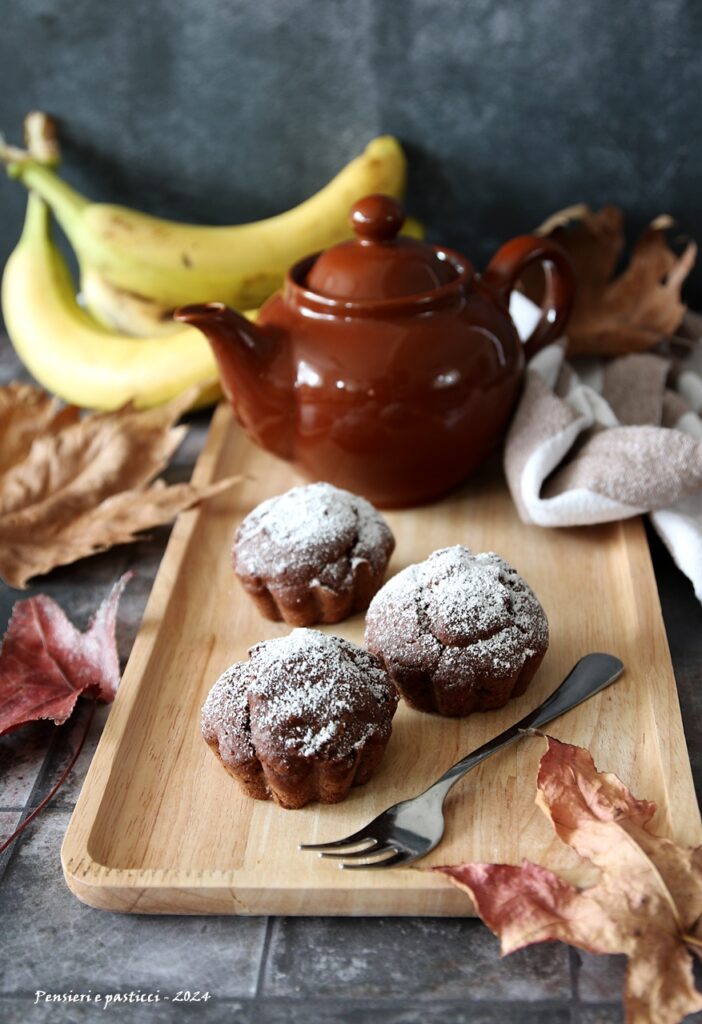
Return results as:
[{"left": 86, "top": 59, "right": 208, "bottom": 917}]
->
[
  {"left": 304, "top": 192, "right": 457, "bottom": 301},
  {"left": 350, "top": 194, "right": 405, "bottom": 243}
]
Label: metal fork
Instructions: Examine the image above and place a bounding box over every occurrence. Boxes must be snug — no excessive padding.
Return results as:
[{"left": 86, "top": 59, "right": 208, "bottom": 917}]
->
[{"left": 300, "top": 652, "right": 623, "bottom": 869}]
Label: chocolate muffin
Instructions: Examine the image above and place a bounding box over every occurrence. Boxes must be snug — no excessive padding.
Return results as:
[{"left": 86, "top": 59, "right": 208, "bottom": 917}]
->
[
  {"left": 201, "top": 629, "right": 399, "bottom": 809},
  {"left": 232, "top": 482, "right": 395, "bottom": 627},
  {"left": 365, "top": 545, "right": 549, "bottom": 717}
]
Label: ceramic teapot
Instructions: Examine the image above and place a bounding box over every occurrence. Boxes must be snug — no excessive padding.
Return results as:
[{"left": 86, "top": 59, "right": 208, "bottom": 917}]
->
[{"left": 176, "top": 195, "right": 574, "bottom": 507}]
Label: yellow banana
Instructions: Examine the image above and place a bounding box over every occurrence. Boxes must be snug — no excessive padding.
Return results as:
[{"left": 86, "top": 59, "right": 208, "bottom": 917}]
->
[
  {"left": 2, "top": 135, "right": 408, "bottom": 326},
  {"left": 79, "top": 211, "right": 425, "bottom": 337},
  {"left": 1, "top": 194, "right": 225, "bottom": 410},
  {"left": 79, "top": 269, "right": 187, "bottom": 337}
]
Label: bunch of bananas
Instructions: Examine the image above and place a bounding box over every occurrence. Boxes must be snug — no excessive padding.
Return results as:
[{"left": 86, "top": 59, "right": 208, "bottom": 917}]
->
[{"left": 1, "top": 115, "right": 413, "bottom": 409}]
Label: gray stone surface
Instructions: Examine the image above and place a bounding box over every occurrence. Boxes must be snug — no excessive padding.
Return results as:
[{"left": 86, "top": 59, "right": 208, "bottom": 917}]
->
[
  {"left": 0, "top": 810, "right": 22, "bottom": 881},
  {"left": 577, "top": 951, "right": 627, "bottom": 1003},
  {"left": 578, "top": 1010, "right": 624, "bottom": 1024},
  {"left": 1, "top": 0, "right": 702, "bottom": 311},
  {"left": 262, "top": 917, "right": 570, "bottom": 1000},
  {"left": 32, "top": 703, "right": 111, "bottom": 809},
  {"left": 0, "top": 810, "right": 267, "bottom": 997},
  {"left": 253, "top": 1003, "right": 572, "bottom": 1024},
  {"left": 1, "top": 338, "right": 701, "bottom": 1023},
  {"left": 0, "top": 721, "right": 56, "bottom": 809},
  {"left": 1, "top": 997, "right": 250, "bottom": 1024}
]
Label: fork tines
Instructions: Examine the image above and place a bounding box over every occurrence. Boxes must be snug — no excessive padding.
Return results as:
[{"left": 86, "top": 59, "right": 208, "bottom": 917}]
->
[{"left": 299, "top": 837, "right": 412, "bottom": 870}]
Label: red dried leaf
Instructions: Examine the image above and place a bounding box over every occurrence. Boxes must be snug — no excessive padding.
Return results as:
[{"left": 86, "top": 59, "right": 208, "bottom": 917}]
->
[
  {"left": 0, "top": 572, "right": 131, "bottom": 736},
  {"left": 438, "top": 860, "right": 619, "bottom": 954},
  {"left": 434, "top": 737, "right": 702, "bottom": 1024}
]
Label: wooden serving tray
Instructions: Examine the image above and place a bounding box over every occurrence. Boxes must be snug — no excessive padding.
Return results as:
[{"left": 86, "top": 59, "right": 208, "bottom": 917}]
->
[{"left": 62, "top": 405, "right": 702, "bottom": 915}]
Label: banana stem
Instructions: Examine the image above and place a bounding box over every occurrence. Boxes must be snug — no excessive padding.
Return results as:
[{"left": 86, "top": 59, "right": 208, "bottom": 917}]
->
[
  {"left": 0, "top": 144, "right": 88, "bottom": 228},
  {"left": 21, "top": 191, "right": 52, "bottom": 246},
  {"left": 0, "top": 137, "right": 29, "bottom": 165},
  {"left": 24, "top": 111, "right": 61, "bottom": 165}
]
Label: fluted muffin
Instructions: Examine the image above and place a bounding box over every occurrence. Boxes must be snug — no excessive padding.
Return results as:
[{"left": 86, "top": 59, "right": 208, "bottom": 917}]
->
[
  {"left": 201, "top": 629, "right": 399, "bottom": 808},
  {"left": 232, "top": 482, "right": 395, "bottom": 627},
  {"left": 365, "top": 545, "right": 549, "bottom": 717}
]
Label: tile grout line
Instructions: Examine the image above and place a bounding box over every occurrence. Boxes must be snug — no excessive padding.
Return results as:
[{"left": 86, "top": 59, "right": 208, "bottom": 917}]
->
[
  {"left": 569, "top": 946, "right": 581, "bottom": 1024},
  {"left": 248, "top": 996, "right": 579, "bottom": 1006},
  {"left": 25, "top": 700, "right": 96, "bottom": 812},
  {"left": 252, "top": 917, "right": 274, "bottom": 1000},
  {"left": 0, "top": 710, "right": 81, "bottom": 888}
]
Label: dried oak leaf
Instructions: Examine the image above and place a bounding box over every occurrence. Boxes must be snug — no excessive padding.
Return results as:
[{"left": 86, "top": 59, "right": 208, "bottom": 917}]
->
[
  {"left": 0, "top": 573, "right": 131, "bottom": 735},
  {"left": 434, "top": 737, "right": 702, "bottom": 1024},
  {"left": 521, "top": 203, "right": 696, "bottom": 357},
  {"left": 0, "top": 385, "right": 239, "bottom": 588}
]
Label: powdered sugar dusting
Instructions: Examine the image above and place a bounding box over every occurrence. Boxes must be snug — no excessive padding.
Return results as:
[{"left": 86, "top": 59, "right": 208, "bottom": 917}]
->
[
  {"left": 201, "top": 629, "right": 397, "bottom": 771},
  {"left": 232, "top": 482, "right": 394, "bottom": 588},
  {"left": 201, "top": 662, "right": 255, "bottom": 766},
  {"left": 365, "top": 545, "right": 548, "bottom": 683}
]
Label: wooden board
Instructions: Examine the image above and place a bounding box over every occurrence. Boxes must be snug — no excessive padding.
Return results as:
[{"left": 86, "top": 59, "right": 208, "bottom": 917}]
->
[{"left": 62, "top": 404, "right": 702, "bottom": 915}]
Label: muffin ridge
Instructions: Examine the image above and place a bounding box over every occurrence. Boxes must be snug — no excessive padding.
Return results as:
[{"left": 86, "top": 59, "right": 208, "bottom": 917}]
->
[
  {"left": 201, "top": 628, "right": 398, "bottom": 807},
  {"left": 365, "top": 545, "right": 549, "bottom": 716},
  {"left": 232, "top": 482, "right": 395, "bottom": 626}
]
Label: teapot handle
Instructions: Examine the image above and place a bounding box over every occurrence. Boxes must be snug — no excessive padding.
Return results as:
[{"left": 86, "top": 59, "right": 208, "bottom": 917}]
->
[{"left": 482, "top": 235, "right": 575, "bottom": 361}]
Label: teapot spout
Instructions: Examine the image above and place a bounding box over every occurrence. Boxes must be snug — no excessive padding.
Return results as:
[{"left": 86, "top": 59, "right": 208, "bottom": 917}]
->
[
  {"left": 175, "top": 301, "right": 266, "bottom": 357},
  {"left": 175, "top": 302, "right": 294, "bottom": 459}
]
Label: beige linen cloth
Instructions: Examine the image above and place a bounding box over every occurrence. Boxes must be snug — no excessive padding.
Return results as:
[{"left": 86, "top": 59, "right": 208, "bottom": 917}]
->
[{"left": 506, "top": 292, "right": 702, "bottom": 601}]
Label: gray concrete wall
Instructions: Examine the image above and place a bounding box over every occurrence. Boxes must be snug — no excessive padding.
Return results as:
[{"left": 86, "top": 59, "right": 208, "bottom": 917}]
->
[{"left": 1, "top": 0, "right": 701, "bottom": 300}]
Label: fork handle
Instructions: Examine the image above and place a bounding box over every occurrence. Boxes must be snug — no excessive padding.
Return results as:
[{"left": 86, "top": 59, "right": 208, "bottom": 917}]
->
[{"left": 426, "top": 652, "right": 623, "bottom": 799}]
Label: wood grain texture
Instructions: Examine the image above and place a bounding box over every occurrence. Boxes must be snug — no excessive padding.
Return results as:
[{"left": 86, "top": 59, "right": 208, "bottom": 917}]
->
[{"left": 61, "top": 404, "right": 702, "bottom": 915}]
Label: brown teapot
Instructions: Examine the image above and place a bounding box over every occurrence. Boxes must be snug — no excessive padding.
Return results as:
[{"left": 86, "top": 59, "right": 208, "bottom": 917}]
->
[{"left": 176, "top": 195, "right": 573, "bottom": 507}]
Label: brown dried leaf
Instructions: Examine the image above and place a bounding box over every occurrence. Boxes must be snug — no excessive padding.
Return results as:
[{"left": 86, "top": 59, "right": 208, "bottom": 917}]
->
[
  {"left": 434, "top": 737, "right": 702, "bottom": 1024},
  {"left": 523, "top": 204, "right": 696, "bottom": 356},
  {"left": 0, "top": 382, "right": 79, "bottom": 475},
  {"left": 0, "top": 384, "right": 239, "bottom": 587},
  {"left": 536, "top": 739, "right": 702, "bottom": 933}
]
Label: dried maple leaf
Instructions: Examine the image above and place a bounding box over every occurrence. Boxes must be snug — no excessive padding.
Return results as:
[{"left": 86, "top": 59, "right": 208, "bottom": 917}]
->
[
  {"left": 434, "top": 737, "right": 702, "bottom": 1024},
  {"left": 0, "top": 384, "right": 239, "bottom": 587},
  {"left": 521, "top": 204, "right": 696, "bottom": 357},
  {"left": 0, "top": 573, "right": 131, "bottom": 735},
  {"left": 0, "top": 382, "right": 79, "bottom": 476}
]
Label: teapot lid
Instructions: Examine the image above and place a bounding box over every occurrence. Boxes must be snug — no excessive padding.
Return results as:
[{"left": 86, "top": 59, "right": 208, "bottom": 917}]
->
[{"left": 305, "top": 194, "right": 457, "bottom": 301}]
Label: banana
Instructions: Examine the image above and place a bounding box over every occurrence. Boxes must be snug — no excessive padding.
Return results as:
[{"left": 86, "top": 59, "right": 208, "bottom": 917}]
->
[
  {"left": 79, "top": 212, "right": 426, "bottom": 337},
  {"left": 79, "top": 269, "right": 187, "bottom": 337},
  {"left": 1, "top": 194, "right": 224, "bottom": 410},
  {"left": 2, "top": 135, "right": 408, "bottom": 329}
]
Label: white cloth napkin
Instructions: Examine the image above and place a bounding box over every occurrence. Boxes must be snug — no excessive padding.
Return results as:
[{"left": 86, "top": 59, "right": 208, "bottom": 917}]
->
[{"left": 506, "top": 292, "right": 702, "bottom": 601}]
